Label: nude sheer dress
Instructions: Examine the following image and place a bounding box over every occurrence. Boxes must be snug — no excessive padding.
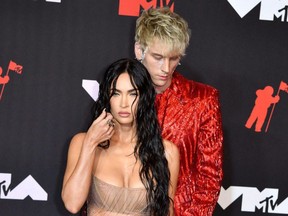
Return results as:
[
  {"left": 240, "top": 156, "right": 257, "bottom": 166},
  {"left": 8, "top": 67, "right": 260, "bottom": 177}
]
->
[{"left": 87, "top": 176, "right": 149, "bottom": 216}]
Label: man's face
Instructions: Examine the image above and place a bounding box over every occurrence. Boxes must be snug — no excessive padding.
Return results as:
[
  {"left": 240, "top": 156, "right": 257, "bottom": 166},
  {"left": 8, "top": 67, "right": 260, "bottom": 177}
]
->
[{"left": 135, "top": 39, "right": 181, "bottom": 93}]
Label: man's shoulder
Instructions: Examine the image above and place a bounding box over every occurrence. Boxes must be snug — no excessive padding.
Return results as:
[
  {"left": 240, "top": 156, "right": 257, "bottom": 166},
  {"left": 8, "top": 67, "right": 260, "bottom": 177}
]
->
[{"left": 173, "top": 72, "right": 219, "bottom": 99}]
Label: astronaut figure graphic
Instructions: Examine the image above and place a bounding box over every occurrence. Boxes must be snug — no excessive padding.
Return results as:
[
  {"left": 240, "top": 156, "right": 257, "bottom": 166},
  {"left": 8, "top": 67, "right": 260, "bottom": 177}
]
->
[
  {"left": 245, "top": 86, "right": 280, "bottom": 132},
  {"left": 0, "top": 67, "right": 9, "bottom": 84},
  {"left": 0, "top": 61, "right": 23, "bottom": 101}
]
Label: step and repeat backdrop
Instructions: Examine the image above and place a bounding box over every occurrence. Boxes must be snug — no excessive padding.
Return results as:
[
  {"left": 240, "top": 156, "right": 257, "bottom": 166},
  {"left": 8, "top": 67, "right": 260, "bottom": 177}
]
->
[{"left": 0, "top": 0, "right": 288, "bottom": 215}]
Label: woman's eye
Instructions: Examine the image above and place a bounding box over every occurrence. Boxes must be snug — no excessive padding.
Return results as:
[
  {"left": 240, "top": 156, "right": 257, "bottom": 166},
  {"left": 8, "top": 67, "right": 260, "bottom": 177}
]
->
[{"left": 129, "top": 91, "right": 138, "bottom": 96}]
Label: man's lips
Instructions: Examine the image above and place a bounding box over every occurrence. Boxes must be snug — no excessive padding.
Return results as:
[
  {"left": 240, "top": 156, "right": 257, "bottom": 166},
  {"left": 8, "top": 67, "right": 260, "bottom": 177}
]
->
[{"left": 158, "top": 75, "right": 168, "bottom": 80}]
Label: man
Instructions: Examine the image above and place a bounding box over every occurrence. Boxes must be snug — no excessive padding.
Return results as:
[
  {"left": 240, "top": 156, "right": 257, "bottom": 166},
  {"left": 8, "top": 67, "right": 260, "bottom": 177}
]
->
[{"left": 134, "top": 7, "right": 223, "bottom": 216}]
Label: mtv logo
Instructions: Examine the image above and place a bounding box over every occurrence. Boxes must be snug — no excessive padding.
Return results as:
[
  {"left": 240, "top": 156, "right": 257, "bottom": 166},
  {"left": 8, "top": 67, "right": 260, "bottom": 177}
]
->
[
  {"left": 218, "top": 186, "right": 288, "bottom": 214},
  {"left": 0, "top": 173, "right": 48, "bottom": 201},
  {"left": 82, "top": 79, "right": 99, "bottom": 101},
  {"left": 228, "top": 0, "right": 288, "bottom": 22},
  {"left": 118, "top": 0, "right": 174, "bottom": 17}
]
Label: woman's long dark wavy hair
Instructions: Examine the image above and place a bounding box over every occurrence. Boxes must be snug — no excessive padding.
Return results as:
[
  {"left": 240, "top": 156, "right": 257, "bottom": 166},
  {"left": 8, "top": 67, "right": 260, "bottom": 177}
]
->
[{"left": 93, "top": 58, "right": 170, "bottom": 215}]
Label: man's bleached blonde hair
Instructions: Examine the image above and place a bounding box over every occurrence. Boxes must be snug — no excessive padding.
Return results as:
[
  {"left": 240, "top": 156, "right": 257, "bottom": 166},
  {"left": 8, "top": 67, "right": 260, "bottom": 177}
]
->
[{"left": 135, "top": 7, "right": 191, "bottom": 56}]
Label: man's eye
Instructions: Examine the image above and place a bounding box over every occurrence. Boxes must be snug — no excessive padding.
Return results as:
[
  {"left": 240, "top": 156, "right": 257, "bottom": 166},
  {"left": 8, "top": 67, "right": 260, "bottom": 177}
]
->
[
  {"left": 171, "top": 56, "right": 180, "bottom": 61},
  {"left": 154, "top": 56, "right": 163, "bottom": 61}
]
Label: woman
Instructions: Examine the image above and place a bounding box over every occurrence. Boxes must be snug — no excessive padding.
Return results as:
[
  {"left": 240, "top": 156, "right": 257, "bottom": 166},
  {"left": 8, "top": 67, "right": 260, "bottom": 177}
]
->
[{"left": 61, "top": 58, "right": 179, "bottom": 215}]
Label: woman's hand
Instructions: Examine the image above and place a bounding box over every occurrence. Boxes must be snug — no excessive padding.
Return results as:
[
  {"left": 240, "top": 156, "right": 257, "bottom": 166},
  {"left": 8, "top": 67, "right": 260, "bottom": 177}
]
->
[
  {"left": 61, "top": 109, "right": 115, "bottom": 213},
  {"left": 84, "top": 109, "right": 115, "bottom": 148}
]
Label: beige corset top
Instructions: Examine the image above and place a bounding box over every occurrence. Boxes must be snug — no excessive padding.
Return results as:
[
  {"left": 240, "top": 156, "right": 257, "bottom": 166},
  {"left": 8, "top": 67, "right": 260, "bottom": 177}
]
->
[{"left": 87, "top": 176, "right": 149, "bottom": 216}]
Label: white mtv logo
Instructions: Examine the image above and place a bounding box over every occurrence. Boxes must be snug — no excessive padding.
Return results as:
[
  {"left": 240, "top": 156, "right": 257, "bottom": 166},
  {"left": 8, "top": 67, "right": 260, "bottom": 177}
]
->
[
  {"left": 82, "top": 79, "right": 99, "bottom": 101},
  {"left": 45, "top": 0, "right": 61, "bottom": 3},
  {"left": 0, "top": 173, "right": 48, "bottom": 201},
  {"left": 228, "top": 0, "right": 288, "bottom": 21},
  {"left": 218, "top": 186, "right": 288, "bottom": 214}
]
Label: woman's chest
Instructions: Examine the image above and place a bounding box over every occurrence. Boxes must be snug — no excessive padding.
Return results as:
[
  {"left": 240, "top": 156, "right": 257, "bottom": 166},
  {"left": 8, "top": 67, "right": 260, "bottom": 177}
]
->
[{"left": 93, "top": 150, "right": 144, "bottom": 189}]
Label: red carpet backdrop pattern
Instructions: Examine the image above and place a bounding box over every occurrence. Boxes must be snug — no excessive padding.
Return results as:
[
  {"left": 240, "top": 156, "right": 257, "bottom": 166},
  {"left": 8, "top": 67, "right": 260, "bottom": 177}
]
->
[{"left": 0, "top": 0, "right": 288, "bottom": 215}]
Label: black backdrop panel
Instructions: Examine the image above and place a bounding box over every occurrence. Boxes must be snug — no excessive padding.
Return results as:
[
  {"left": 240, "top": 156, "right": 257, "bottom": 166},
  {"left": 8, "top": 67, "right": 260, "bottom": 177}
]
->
[{"left": 0, "top": 1, "right": 288, "bottom": 215}]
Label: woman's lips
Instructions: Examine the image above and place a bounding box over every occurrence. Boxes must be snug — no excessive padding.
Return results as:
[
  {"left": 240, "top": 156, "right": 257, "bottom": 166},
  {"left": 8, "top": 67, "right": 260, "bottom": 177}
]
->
[{"left": 118, "top": 112, "right": 130, "bottom": 117}]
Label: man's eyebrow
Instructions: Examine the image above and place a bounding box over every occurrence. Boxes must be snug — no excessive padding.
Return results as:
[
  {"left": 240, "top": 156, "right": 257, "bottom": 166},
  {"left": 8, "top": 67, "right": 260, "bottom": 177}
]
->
[
  {"left": 150, "top": 52, "right": 180, "bottom": 59},
  {"left": 151, "top": 52, "right": 163, "bottom": 57}
]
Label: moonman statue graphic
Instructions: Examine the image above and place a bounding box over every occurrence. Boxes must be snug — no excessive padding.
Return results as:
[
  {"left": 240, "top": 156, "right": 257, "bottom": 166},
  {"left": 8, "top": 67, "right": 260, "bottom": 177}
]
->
[
  {"left": 0, "top": 67, "right": 9, "bottom": 84},
  {"left": 245, "top": 86, "right": 280, "bottom": 132}
]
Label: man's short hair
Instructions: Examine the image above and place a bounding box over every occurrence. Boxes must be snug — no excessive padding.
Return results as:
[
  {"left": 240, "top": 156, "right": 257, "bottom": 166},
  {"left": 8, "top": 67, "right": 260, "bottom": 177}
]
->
[{"left": 135, "top": 7, "right": 191, "bottom": 56}]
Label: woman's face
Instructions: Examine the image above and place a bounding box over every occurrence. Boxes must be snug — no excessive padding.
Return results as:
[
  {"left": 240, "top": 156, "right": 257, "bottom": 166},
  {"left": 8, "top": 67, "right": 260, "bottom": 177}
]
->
[{"left": 109, "top": 72, "right": 139, "bottom": 127}]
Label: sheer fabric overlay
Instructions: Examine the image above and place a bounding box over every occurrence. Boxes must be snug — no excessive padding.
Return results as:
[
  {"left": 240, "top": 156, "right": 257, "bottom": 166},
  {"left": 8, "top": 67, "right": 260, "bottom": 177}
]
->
[{"left": 87, "top": 176, "right": 149, "bottom": 216}]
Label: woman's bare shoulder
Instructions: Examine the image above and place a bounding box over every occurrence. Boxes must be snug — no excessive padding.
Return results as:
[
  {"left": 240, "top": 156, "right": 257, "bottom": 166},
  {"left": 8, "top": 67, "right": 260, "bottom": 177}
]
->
[
  {"left": 68, "top": 132, "right": 87, "bottom": 153},
  {"left": 163, "top": 139, "right": 179, "bottom": 159},
  {"left": 71, "top": 132, "right": 86, "bottom": 142}
]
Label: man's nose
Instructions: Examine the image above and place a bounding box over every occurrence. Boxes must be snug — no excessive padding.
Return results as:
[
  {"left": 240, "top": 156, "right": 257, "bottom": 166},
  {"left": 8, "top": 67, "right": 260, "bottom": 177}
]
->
[{"left": 160, "top": 59, "right": 170, "bottom": 73}]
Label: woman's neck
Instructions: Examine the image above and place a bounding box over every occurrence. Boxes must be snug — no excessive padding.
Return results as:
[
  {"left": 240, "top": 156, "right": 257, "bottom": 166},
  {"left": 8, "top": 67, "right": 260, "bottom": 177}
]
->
[{"left": 110, "top": 125, "right": 137, "bottom": 147}]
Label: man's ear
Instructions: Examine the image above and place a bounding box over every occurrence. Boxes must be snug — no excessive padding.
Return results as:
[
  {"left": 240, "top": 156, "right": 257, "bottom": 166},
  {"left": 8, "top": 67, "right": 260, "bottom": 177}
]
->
[{"left": 134, "top": 42, "right": 143, "bottom": 60}]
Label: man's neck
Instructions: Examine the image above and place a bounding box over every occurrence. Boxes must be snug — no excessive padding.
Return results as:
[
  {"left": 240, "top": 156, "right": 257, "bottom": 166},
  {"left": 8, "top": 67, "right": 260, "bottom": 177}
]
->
[{"left": 155, "top": 80, "right": 172, "bottom": 94}]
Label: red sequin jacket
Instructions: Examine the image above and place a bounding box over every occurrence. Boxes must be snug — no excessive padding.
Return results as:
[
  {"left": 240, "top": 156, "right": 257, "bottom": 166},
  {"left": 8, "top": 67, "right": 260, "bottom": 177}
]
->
[{"left": 155, "top": 72, "right": 223, "bottom": 216}]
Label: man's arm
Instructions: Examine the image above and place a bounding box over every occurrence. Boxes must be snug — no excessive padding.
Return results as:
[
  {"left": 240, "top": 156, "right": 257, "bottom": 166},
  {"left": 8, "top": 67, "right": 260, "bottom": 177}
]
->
[{"left": 186, "top": 90, "right": 224, "bottom": 216}]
